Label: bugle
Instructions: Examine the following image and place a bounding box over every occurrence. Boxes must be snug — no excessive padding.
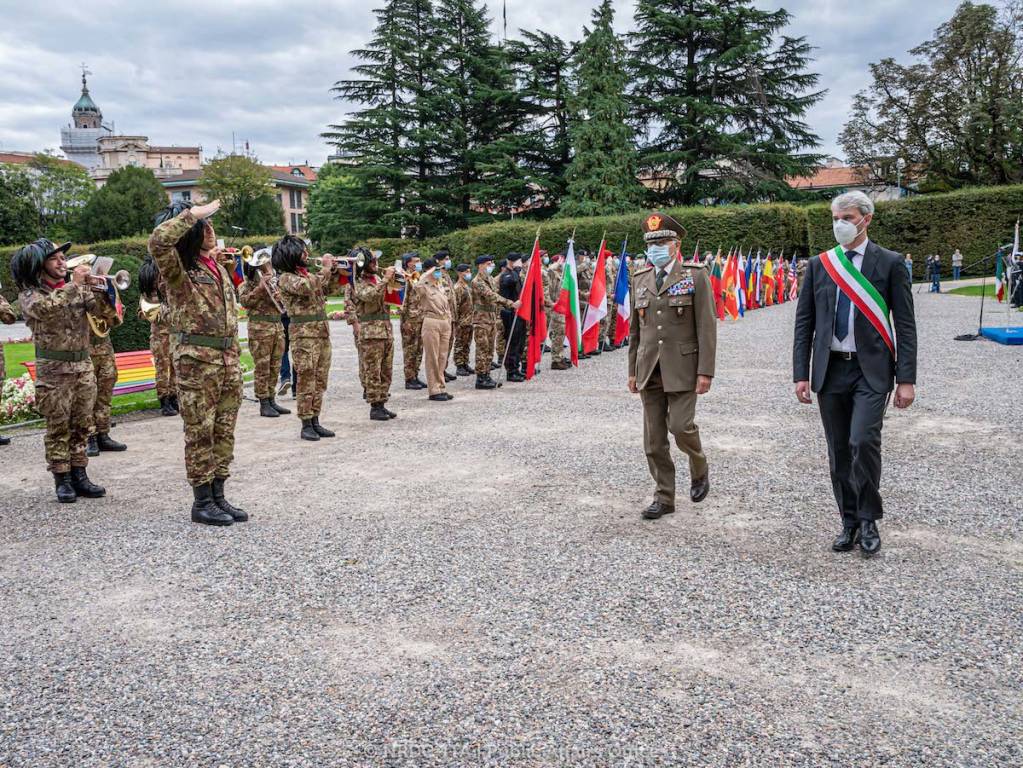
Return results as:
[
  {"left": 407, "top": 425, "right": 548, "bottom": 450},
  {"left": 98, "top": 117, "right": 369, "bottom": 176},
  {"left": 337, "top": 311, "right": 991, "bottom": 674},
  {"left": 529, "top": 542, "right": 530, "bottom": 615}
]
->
[
  {"left": 139, "top": 296, "right": 162, "bottom": 322},
  {"left": 242, "top": 246, "right": 286, "bottom": 314},
  {"left": 85, "top": 270, "right": 132, "bottom": 291}
]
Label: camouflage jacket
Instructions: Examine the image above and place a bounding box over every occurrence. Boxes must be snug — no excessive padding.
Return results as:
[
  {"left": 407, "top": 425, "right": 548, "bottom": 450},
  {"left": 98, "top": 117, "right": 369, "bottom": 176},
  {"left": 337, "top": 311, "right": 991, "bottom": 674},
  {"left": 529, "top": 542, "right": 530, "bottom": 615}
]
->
[
  {"left": 471, "top": 270, "right": 514, "bottom": 322},
  {"left": 238, "top": 276, "right": 283, "bottom": 339},
  {"left": 89, "top": 330, "right": 115, "bottom": 357},
  {"left": 577, "top": 261, "right": 593, "bottom": 303},
  {"left": 352, "top": 275, "right": 393, "bottom": 341},
  {"left": 149, "top": 208, "right": 240, "bottom": 365},
  {"left": 0, "top": 294, "right": 17, "bottom": 324},
  {"left": 20, "top": 282, "right": 117, "bottom": 377},
  {"left": 278, "top": 269, "right": 335, "bottom": 340},
  {"left": 342, "top": 282, "right": 357, "bottom": 325},
  {"left": 546, "top": 264, "right": 563, "bottom": 306},
  {"left": 452, "top": 278, "right": 473, "bottom": 325},
  {"left": 399, "top": 274, "right": 423, "bottom": 324}
]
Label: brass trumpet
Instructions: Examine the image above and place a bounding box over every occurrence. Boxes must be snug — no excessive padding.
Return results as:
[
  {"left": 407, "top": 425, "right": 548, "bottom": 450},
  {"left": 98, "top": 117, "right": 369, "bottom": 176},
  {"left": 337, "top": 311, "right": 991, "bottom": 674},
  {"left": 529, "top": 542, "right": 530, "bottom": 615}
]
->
[
  {"left": 85, "top": 270, "right": 131, "bottom": 291},
  {"left": 242, "top": 246, "right": 286, "bottom": 314},
  {"left": 310, "top": 253, "right": 365, "bottom": 272},
  {"left": 139, "top": 296, "right": 162, "bottom": 322}
]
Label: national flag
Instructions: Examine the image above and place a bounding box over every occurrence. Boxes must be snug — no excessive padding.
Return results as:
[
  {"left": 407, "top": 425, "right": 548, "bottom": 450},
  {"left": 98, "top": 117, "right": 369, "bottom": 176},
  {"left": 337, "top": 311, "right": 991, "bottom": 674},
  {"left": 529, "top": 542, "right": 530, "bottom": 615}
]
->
[
  {"left": 613, "top": 237, "right": 630, "bottom": 345},
  {"left": 763, "top": 256, "right": 775, "bottom": 307},
  {"left": 582, "top": 237, "right": 610, "bottom": 353},
  {"left": 231, "top": 251, "right": 244, "bottom": 288},
  {"left": 516, "top": 234, "right": 548, "bottom": 379},
  {"left": 752, "top": 251, "right": 763, "bottom": 309},
  {"left": 998, "top": 218, "right": 1020, "bottom": 302},
  {"left": 710, "top": 253, "right": 725, "bottom": 320},
  {"left": 689, "top": 239, "right": 700, "bottom": 263},
  {"left": 788, "top": 250, "right": 799, "bottom": 301},
  {"left": 553, "top": 238, "right": 582, "bottom": 365},
  {"left": 722, "top": 249, "right": 739, "bottom": 320},
  {"left": 104, "top": 279, "right": 124, "bottom": 321},
  {"left": 776, "top": 249, "right": 786, "bottom": 304},
  {"left": 736, "top": 248, "right": 747, "bottom": 318}
]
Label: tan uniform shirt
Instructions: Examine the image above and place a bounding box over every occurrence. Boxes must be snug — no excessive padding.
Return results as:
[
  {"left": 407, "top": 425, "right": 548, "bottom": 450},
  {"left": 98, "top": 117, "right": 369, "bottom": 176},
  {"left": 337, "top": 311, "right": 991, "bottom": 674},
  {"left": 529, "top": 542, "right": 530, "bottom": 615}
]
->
[{"left": 416, "top": 278, "right": 453, "bottom": 322}]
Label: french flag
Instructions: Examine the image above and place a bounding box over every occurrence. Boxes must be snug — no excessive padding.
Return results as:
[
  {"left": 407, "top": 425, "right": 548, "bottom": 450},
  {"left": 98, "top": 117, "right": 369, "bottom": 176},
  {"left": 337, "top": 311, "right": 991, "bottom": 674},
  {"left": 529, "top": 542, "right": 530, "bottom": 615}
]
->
[{"left": 612, "top": 238, "right": 630, "bottom": 345}]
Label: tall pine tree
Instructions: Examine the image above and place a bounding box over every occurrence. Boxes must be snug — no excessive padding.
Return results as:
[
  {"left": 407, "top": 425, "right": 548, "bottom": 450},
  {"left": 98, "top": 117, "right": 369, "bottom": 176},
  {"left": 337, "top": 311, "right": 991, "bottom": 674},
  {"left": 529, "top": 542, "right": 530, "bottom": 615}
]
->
[
  {"left": 561, "top": 0, "right": 644, "bottom": 217},
  {"left": 628, "top": 0, "right": 824, "bottom": 205}
]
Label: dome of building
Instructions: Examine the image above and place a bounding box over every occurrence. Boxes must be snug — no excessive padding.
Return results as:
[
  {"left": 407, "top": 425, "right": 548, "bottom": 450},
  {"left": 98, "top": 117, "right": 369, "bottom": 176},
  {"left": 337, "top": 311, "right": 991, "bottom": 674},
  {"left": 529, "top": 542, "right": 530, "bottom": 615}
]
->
[{"left": 73, "top": 88, "right": 100, "bottom": 114}]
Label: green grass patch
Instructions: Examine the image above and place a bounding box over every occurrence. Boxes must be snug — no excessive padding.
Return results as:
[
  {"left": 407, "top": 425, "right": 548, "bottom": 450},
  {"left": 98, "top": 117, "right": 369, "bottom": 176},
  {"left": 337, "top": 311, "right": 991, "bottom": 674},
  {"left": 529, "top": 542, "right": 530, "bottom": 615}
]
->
[{"left": 949, "top": 284, "right": 997, "bottom": 297}]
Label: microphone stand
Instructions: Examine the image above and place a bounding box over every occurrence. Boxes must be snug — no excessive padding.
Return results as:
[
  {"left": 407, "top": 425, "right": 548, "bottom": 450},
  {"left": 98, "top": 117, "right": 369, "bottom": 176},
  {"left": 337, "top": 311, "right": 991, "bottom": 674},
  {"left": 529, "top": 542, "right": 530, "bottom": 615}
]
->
[{"left": 954, "top": 248, "right": 1003, "bottom": 341}]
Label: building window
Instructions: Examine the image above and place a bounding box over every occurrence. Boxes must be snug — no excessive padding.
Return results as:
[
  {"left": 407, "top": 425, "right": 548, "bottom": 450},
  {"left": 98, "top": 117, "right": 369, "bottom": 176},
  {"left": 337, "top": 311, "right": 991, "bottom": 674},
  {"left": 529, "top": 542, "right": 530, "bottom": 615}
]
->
[
  {"left": 171, "top": 190, "right": 192, "bottom": 202},
  {"left": 290, "top": 212, "right": 304, "bottom": 234},
  {"left": 289, "top": 189, "right": 303, "bottom": 209},
  {"left": 291, "top": 168, "right": 302, "bottom": 176},
  {"left": 276, "top": 193, "right": 283, "bottom": 207}
]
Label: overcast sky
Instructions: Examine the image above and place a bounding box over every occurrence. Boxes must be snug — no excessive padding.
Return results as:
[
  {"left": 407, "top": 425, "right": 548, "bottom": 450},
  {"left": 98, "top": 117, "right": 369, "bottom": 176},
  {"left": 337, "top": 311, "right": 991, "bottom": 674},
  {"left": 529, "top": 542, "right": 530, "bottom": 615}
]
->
[{"left": 0, "top": 0, "right": 958, "bottom": 167}]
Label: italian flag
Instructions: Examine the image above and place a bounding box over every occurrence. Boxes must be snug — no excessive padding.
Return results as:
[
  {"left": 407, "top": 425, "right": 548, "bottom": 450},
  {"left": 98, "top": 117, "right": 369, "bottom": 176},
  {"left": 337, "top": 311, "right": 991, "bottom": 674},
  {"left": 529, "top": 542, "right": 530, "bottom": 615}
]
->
[
  {"left": 552, "top": 238, "right": 582, "bottom": 366},
  {"left": 820, "top": 245, "right": 895, "bottom": 356},
  {"left": 581, "top": 237, "right": 609, "bottom": 353}
]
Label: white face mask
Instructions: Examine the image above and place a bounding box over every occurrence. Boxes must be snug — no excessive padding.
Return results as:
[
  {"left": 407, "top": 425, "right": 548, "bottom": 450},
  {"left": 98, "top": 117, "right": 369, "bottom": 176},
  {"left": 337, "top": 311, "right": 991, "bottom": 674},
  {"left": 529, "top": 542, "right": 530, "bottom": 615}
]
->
[{"left": 833, "top": 216, "right": 865, "bottom": 246}]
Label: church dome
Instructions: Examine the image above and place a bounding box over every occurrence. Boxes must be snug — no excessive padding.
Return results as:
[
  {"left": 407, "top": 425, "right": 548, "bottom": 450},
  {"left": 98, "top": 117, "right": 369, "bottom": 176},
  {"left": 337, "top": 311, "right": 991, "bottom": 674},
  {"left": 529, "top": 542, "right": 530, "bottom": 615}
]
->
[{"left": 74, "top": 87, "right": 100, "bottom": 114}]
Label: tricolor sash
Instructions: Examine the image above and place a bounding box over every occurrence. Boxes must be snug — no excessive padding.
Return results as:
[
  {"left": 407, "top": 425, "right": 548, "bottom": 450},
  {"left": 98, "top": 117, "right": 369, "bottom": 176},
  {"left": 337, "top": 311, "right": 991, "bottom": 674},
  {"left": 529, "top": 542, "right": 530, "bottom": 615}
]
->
[{"left": 819, "top": 246, "right": 895, "bottom": 356}]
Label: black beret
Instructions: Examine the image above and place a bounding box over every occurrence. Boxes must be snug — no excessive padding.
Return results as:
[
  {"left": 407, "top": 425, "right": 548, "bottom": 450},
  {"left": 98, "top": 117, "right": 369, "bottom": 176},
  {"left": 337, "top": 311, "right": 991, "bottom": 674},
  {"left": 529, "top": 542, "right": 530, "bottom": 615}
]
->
[
  {"left": 496, "top": 259, "right": 507, "bottom": 269},
  {"left": 401, "top": 251, "right": 419, "bottom": 264},
  {"left": 456, "top": 263, "right": 470, "bottom": 272},
  {"left": 422, "top": 258, "right": 438, "bottom": 270},
  {"left": 433, "top": 250, "right": 449, "bottom": 259},
  {"left": 475, "top": 255, "right": 494, "bottom": 266}
]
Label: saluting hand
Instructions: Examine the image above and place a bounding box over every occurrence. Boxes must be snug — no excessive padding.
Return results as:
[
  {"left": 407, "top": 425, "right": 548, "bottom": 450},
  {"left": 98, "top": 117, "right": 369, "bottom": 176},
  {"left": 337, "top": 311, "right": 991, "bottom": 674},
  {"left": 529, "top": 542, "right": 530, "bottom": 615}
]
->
[{"left": 191, "top": 199, "right": 221, "bottom": 219}]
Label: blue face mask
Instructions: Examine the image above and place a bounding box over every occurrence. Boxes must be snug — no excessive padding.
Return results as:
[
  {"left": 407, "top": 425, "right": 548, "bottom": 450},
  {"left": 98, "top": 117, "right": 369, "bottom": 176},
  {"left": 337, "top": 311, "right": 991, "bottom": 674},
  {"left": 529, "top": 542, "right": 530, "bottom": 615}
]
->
[
  {"left": 443, "top": 259, "right": 452, "bottom": 269},
  {"left": 463, "top": 273, "right": 472, "bottom": 281},
  {"left": 414, "top": 263, "right": 423, "bottom": 273},
  {"left": 542, "top": 256, "right": 550, "bottom": 266},
  {"left": 647, "top": 244, "right": 672, "bottom": 268}
]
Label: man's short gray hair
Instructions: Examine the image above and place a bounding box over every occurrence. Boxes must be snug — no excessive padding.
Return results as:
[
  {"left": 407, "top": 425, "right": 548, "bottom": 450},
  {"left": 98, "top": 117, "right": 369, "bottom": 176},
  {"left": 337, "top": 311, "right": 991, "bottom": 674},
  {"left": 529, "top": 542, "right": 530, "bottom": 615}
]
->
[{"left": 831, "top": 190, "right": 874, "bottom": 216}]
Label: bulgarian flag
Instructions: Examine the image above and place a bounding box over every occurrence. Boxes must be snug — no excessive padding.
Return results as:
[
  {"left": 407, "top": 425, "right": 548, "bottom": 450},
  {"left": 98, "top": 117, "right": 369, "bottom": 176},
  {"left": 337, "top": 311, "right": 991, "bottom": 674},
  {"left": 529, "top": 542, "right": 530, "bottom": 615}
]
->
[
  {"left": 552, "top": 238, "right": 582, "bottom": 366},
  {"left": 612, "top": 237, "right": 631, "bottom": 344},
  {"left": 820, "top": 245, "right": 895, "bottom": 356},
  {"left": 581, "top": 236, "right": 609, "bottom": 353}
]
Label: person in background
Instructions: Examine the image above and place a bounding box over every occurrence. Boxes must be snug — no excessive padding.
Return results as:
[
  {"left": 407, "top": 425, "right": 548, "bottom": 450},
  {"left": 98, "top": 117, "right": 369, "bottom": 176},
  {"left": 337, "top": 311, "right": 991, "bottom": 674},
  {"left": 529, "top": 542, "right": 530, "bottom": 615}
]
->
[
  {"left": 951, "top": 248, "right": 963, "bottom": 281},
  {"left": 417, "top": 258, "right": 455, "bottom": 401},
  {"left": 904, "top": 253, "right": 913, "bottom": 281},
  {"left": 452, "top": 264, "right": 475, "bottom": 377},
  {"left": 929, "top": 254, "right": 942, "bottom": 293}
]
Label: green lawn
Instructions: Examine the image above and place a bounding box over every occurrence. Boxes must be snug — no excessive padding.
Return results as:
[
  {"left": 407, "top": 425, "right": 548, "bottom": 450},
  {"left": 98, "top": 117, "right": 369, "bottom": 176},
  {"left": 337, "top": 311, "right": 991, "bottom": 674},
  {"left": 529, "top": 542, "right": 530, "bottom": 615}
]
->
[
  {"left": 949, "top": 284, "right": 997, "bottom": 297},
  {"left": 3, "top": 342, "right": 254, "bottom": 424}
]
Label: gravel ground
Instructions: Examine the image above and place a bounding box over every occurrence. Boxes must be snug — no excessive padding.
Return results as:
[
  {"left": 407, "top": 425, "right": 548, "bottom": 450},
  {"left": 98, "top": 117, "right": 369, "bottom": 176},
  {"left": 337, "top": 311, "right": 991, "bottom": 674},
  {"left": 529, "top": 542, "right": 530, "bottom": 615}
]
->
[{"left": 1, "top": 292, "right": 1021, "bottom": 768}]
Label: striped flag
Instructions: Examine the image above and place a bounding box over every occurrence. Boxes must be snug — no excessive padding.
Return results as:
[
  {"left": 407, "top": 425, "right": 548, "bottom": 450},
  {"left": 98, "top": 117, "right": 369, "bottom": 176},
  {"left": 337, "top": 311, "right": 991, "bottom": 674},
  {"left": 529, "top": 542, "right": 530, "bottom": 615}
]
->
[
  {"left": 613, "top": 238, "right": 630, "bottom": 345},
  {"left": 552, "top": 238, "right": 582, "bottom": 366}
]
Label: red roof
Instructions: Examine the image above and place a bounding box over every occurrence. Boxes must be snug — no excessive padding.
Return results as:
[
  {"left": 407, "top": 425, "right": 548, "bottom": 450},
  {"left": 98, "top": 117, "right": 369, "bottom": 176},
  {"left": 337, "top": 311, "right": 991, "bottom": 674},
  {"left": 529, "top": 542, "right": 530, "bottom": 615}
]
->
[
  {"left": 149, "top": 146, "right": 201, "bottom": 154},
  {"left": 0, "top": 151, "right": 76, "bottom": 167},
  {"left": 787, "top": 165, "right": 869, "bottom": 190},
  {"left": 270, "top": 164, "right": 318, "bottom": 183}
]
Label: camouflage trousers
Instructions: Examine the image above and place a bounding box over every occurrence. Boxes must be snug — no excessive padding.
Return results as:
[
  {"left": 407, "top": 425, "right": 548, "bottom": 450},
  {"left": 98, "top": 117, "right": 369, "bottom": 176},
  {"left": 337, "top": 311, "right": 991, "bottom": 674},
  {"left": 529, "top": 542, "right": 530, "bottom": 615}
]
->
[
  {"left": 36, "top": 367, "right": 97, "bottom": 473},
  {"left": 401, "top": 319, "right": 423, "bottom": 381},
  {"left": 292, "top": 336, "right": 331, "bottom": 419},
  {"left": 352, "top": 326, "right": 365, "bottom": 391},
  {"left": 549, "top": 314, "right": 566, "bottom": 363},
  {"left": 150, "top": 323, "right": 176, "bottom": 398},
  {"left": 90, "top": 348, "right": 117, "bottom": 434},
  {"left": 176, "top": 355, "right": 242, "bottom": 487},
  {"left": 473, "top": 317, "right": 499, "bottom": 375},
  {"left": 249, "top": 325, "right": 285, "bottom": 400},
  {"left": 496, "top": 322, "right": 507, "bottom": 364},
  {"left": 359, "top": 337, "right": 393, "bottom": 404},
  {"left": 453, "top": 323, "right": 473, "bottom": 367}
]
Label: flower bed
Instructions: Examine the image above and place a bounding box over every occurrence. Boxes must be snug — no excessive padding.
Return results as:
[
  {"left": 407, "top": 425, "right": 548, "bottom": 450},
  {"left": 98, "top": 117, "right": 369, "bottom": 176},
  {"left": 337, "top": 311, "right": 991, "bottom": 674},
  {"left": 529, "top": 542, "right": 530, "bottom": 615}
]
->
[{"left": 1, "top": 373, "right": 39, "bottom": 424}]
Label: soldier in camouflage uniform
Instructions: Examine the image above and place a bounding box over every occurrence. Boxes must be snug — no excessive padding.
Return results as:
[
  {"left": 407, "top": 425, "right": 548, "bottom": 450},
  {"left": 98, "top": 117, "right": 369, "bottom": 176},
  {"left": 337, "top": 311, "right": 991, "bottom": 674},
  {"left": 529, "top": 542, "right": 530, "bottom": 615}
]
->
[
  {"left": 471, "top": 255, "right": 518, "bottom": 389},
  {"left": 351, "top": 253, "right": 397, "bottom": 420},
  {"left": 603, "top": 254, "right": 618, "bottom": 351},
  {"left": 547, "top": 254, "right": 569, "bottom": 370},
  {"left": 1, "top": 290, "right": 19, "bottom": 446},
  {"left": 342, "top": 278, "right": 365, "bottom": 395},
  {"left": 273, "top": 236, "right": 339, "bottom": 442},
  {"left": 150, "top": 200, "right": 246, "bottom": 526},
  {"left": 13, "top": 238, "right": 117, "bottom": 502},
  {"left": 139, "top": 255, "right": 178, "bottom": 417},
  {"left": 452, "top": 263, "right": 474, "bottom": 376},
  {"left": 239, "top": 252, "right": 291, "bottom": 419},
  {"left": 399, "top": 252, "right": 426, "bottom": 389},
  {"left": 85, "top": 323, "right": 127, "bottom": 456}
]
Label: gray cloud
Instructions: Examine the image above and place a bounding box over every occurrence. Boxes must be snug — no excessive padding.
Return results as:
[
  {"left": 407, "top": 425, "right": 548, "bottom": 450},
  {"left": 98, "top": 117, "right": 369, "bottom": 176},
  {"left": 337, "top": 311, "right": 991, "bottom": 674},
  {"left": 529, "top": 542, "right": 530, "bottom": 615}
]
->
[{"left": 0, "top": 0, "right": 955, "bottom": 165}]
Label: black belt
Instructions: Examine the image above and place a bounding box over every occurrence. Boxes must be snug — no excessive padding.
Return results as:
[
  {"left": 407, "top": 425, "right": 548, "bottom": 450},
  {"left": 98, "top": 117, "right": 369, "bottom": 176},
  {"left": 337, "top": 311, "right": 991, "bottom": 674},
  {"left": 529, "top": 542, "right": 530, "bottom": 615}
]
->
[
  {"left": 290, "top": 313, "right": 327, "bottom": 324},
  {"left": 248, "top": 314, "right": 282, "bottom": 324},
  {"left": 35, "top": 348, "right": 89, "bottom": 363},
  {"left": 831, "top": 350, "right": 857, "bottom": 360},
  {"left": 174, "top": 332, "right": 234, "bottom": 350},
  {"left": 359, "top": 312, "right": 390, "bottom": 322}
]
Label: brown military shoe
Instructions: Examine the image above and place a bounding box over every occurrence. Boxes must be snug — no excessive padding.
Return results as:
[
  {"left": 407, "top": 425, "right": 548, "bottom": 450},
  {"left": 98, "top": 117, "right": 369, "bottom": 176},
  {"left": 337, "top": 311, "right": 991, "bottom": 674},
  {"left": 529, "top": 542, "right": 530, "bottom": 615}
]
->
[
  {"left": 690, "top": 472, "right": 710, "bottom": 503},
  {"left": 642, "top": 501, "right": 675, "bottom": 520}
]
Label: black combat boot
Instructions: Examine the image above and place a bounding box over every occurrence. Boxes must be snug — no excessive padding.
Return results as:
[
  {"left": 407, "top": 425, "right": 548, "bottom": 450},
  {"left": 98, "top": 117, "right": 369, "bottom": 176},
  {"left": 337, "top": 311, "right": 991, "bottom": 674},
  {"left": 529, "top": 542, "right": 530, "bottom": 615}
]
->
[
  {"left": 259, "top": 398, "right": 280, "bottom": 417},
  {"left": 405, "top": 378, "right": 426, "bottom": 390},
  {"left": 96, "top": 433, "right": 127, "bottom": 451},
  {"left": 160, "top": 396, "right": 177, "bottom": 417},
  {"left": 444, "top": 370, "right": 456, "bottom": 382},
  {"left": 170, "top": 394, "right": 180, "bottom": 412},
  {"left": 476, "top": 374, "right": 497, "bottom": 390},
  {"left": 455, "top": 365, "right": 473, "bottom": 377},
  {"left": 506, "top": 370, "right": 526, "bottom": 383},
  {"left": 86, "top": 435, "right": 100, "bottom": 457},
  {"left": 211, "top": 477, "right": 248, "bottom": 522},
  {"left": 382, "top": 404, "right": 397, "bottom": 419},
  {"left": 300, "top": 419, "right": 320, "bottom": 441},
  {"left": 311, "top": 417, "right": 335, "bottom": 437},
  {"left": 0, "top": 434, "right": 10, "bottom": 446},
  {"left": 70, "top": 467, "right": 105, "bottom": 498},
  {"left": 191, "top": 483, "right": 232, "bottom": 526},
  {"left": 370, "top": 403, "right": 390, "bottom": 421},
  {"left": 269, "top": 399, "right": 291, "bottom": 415},
  {"left": 53, "top": 472, "right": 76, "bottom": 503}
]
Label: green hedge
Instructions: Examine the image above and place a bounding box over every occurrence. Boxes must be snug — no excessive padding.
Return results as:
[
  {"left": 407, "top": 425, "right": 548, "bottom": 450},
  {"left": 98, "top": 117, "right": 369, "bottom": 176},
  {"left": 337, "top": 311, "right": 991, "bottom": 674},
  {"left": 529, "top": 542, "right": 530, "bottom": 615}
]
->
[
  {"left": 807, "top": 186, "right": 1023, "bottom": 280},
  {"left": 1, "top": 234, "right": 278, "bottom": 352}
]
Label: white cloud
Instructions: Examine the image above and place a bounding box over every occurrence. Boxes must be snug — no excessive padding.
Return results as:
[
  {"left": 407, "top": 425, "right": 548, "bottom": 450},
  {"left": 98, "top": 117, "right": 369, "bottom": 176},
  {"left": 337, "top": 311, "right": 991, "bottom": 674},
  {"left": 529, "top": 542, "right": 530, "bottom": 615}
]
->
[{"left": 0, "top": 0, "right": 955, "bottom": 164}]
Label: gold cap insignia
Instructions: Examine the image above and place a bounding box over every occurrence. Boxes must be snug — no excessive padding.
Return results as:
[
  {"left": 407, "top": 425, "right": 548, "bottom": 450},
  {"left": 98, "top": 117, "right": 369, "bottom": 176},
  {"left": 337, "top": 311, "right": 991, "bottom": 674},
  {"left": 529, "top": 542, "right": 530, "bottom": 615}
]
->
[{"left": 646, "top": 214, "right": 662, "bottom": 232}]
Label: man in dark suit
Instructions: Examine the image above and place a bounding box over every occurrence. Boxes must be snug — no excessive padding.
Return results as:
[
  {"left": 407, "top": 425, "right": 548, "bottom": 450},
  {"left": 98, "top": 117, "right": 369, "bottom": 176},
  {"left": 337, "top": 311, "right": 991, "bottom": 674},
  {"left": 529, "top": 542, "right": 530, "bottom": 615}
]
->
[{"left": 793, "top": 191, "right": 917, "bottom": 556}]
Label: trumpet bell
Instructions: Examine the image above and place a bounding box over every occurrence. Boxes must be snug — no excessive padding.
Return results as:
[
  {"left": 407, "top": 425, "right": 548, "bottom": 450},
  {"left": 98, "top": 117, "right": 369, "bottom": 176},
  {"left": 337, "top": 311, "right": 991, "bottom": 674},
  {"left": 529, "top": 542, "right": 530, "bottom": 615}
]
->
[
  {"left": 66, "top": 253, "right": 97, "bottom": 270},
  {"left": 243, "top": 247, "right": 273, "bottom": 268},
  {"left": 112, "top": 270, "right": 131, "bottom": 291}
]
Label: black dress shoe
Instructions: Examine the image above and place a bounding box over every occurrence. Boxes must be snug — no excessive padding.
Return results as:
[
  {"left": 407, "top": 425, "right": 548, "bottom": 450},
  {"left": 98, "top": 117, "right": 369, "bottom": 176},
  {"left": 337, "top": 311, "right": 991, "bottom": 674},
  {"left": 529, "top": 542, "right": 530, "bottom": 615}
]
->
[
  {"left": 642, "top": 501, "right": 675, "bottom": 520},
  {"left": 259, "top": 398, "right": 280, "bottom": 417},
  {"left": 831, "top": 523, "right": 860, "bottom": 552},
  {"left": 476, "top": 375, "right": 497, "bottom": 390},
  {"left": 86, "top": 435, "right": 100, "bottom": 457},
  {"left": 53, "top": 472, "right": 76, "bottom": 503},
  {"left": 211, "top": 477, "right": 248, "bottom": 522},
  {"left": 579, "top": 352, "right": 591, "bottom": 360},
  {"left": 859, "top": 520, "right": 881, "bottom": 556},
  {"left": 269, "top": 399, "right": 291, "bottom": 415},
  {"left": 383, "top": 405, "right": 397, "bottom": 419},
  {"left": 300, "top": 419, "right": 320, "bottom": 441},
  {"left": 412, "top": 377, "right": 428, "bottom": 388},
  {"left": 506, "top": 371, "right": 526, "bottom": 382},
  {"left": 0, "top": 434, "right": 10, "bottom": 446},
  {"left": 169, "top": 394, "right": 180, "bottom": 412},
  {"left": 96, "top": 433, "right": 127, "bottom": 451},
  {"left": 311, "top": 417, "right": 335, "bottom": 437},
  {"left": 690, "top": 471, "right": 710, "bottom": 503},
  {"left": 405, "top": 378, "right": 427, "bottom": 390},
  {"left": 191, "top": 483, "right": 233, "bottom": 526},
  {"left": 428, "top": 393, "right": 454, "bottom": 401},
  {"left": 70, "top": 467, "right": 105, "bottom": 498},
  {"left": 444, "top": 371, "right": 456, "bottom": 382},
  {"left": 490, "top": 361, "right": 500, "bottom": 370},
  {"left": 551, "top": 360, "right": 570, "bottom": 370},
  {"left": 370, "top": 404, "right": 390, "bottom": 421}
]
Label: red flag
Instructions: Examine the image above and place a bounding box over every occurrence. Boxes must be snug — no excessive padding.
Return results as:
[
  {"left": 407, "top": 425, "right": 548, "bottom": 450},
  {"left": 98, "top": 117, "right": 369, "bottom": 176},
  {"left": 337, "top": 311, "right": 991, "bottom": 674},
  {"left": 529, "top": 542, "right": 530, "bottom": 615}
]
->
[
  {"left": 710, "top": 254, "right": 725, "bottom": 321},
  {"left": 581, "top": 239, "right": 609, "bottom": 354},
  {"left": 722, "top": 250, "right": 739, "bottom": 320},
  {"left": 516, "top": 235, "right": 548, "bottom": 380}
]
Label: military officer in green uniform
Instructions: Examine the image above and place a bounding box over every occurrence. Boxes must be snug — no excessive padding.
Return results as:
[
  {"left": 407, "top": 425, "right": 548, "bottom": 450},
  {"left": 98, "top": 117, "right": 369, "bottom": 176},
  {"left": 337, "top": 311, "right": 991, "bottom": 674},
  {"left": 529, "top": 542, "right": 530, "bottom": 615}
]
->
[{"left": 628, "top": 212, "right": 717, "bottom": 520}]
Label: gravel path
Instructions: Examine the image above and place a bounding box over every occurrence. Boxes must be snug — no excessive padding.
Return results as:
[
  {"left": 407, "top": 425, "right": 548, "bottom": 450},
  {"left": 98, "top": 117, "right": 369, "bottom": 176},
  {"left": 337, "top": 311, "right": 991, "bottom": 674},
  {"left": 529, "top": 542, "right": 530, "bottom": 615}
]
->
[{"left": 1, "top": 292, "right": 1021, "bottom": 767}]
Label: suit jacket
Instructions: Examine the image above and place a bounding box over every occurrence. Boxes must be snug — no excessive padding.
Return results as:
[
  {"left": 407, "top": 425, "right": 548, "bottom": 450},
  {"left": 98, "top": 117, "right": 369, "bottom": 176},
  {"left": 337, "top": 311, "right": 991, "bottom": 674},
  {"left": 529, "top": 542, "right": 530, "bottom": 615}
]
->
[
  {"left": 628, "top": 259, "right": 717, "bottom": 392},
  {"left": 793, "top": 240, "right": 917, "bottom": 394}
]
